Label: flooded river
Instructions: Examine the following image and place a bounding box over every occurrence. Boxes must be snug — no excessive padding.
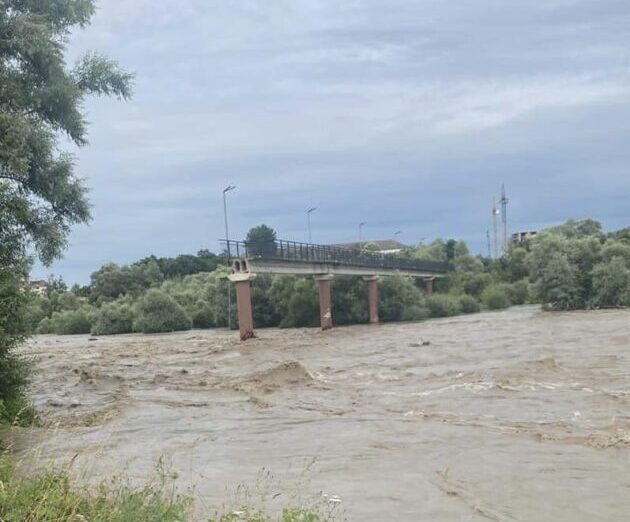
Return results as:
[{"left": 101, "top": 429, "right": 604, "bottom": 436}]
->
[{"left": 14, "top": 306, "right": 630, "bottom": 520}]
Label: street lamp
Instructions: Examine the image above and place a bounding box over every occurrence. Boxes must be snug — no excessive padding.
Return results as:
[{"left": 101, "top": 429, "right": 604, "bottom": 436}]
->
[
  {"left": 359, "top": 221, "right": 367, "bottom": 243},
  {"left": 222, "top": 185, "right": 236, "bottom": 330},
  {"left": 394, "top": 230, "right": 402, "bottom": 241},
  {"left": 223, "top": 185, "right": 236, "bottom": 254},
  {"left": 307, "top": 207, "right": 317, "bottom": 244}
]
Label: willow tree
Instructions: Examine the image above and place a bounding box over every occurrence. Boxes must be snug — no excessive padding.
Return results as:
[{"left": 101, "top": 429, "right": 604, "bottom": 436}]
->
[{"left": 0, "top": 0, "right": 132, "bottom": 421}]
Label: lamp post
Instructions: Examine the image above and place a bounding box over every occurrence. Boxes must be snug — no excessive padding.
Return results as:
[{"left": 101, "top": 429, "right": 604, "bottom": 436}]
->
[
  {"left": 394, "top": 230, "right": 402, "bottom": 241},
  {"left": 222, "top": 185, "right": 236, "bottom": 329},
  {"left": 359, "top": 221, "right": 367, "bottom": 244},
  {"left": 307, "top": 207, "right": 317, "bottom": 244}
]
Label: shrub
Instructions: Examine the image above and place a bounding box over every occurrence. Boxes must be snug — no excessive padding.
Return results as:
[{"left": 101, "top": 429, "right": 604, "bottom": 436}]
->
[
  {"left": 481, "top": 285, "right": 511, "bottom": 310},
  {"left": 426, "top": 294, "right": 461, "bottom": 317},
  {"left": 590, "top": 257, "right": 630, "bottom": 307},
  {"left": 401, "top": 304, "right": 430, "bottom": 321},
  {"left": 191, "top": 302, "right": 214, "bottom": 329},
  {"left": 505, "top": 280, "right": 529, "bottom": 305},
  {"left": 461, "top": 272, "right": 492, "bottom": 298},
  {"left": 47, "top": 307, "right": 93, "bottom": 335},
  {"left": 379, "top": 275, "right": 427, "bottom": 322},
  {"left": 134, "top": 289, "right": 192, "bottom": 333},
  {"left": 458, "top": 294, "right": 481, "bottom": 314},
  {"left": 531, "top": 254, "right": 581, "bottom": 310},
  {"left": 36, "top": 317, "right": 53, "bottom": 334},
  {"left": 91, "top": 301, "right": 135, "bottom": 335}
]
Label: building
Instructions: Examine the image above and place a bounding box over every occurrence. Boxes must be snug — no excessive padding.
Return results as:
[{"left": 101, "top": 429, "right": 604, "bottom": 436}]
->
[
  {"left": 330, "top": 239, "right": 408, "bottom": 254},
  {"left": 511, "top": 230, "right": 538, "bottom": 245},
  {"left": 28, "top": 279, "right": 49, "bottom": 296}
]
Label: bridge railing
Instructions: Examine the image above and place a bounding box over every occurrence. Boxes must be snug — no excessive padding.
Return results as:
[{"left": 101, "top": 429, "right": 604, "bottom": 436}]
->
[{"left": 220, "top": 239, "right": 450, "bottom": 274}]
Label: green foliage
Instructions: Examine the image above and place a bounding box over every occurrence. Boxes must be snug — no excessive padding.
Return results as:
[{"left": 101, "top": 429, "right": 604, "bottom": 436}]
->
[
  {"left": 529, "top": 252, "right": 581, "bottom": 310},
  {"left": 133, "top": 290, "right": 192, "bottom": 334},
  {"left": 91, "top": 301, "right": 135, "bottom": 335},
  {"left": 331, "top": 276, "right": 367, "bottom": 325},
  {"left": 481, "top": 284, "right": 511, "bottom": 310},
  {"left": 0, "top": 0, "right": 132, "bottom": 266},
  {"left": 251, "top": 274, "right": 281, "bottom": 327},
  {"left": 268, "top": 276, "right": 318, "bottom": 328},
  {"left": 46, "top": 307, "right": 93, "bottom": 335},
  {"left": 590, "top": 257, "right": 630, "bottom": 307},
  {"left": 0, "top": 269, "right": 31, "bottom": 424},
  {"left": 503, "top": 247, "right": 529, "bottom": 282},
  {"left": 548, "top": 218, "right": 604, "bottom": 240},
  {"left": 246, "top": 224, "right": 277, "bottom": 256},
  {"left": 505, "top": 280, "right": 529, "bottom": 305},
  {"left": 458, "top": 294, "right": 481, "bottom": 314},
  {"left": 426, "top": 294, "right": 461, "bottom": 317},
  {"left": 378, "top": 275, "right": 428, "bottom": 322},
  {"left": 0, "top": 456, "right": 189, "bottom": 522},
  {"left": 0, "top": 0, "right": 132, "bottom": 426},
  {"left": 90, "top": 260, "right": 164, "bottom": 301},
  {"left": 138, "top": 250, "right": 220, "bottom": 279}
]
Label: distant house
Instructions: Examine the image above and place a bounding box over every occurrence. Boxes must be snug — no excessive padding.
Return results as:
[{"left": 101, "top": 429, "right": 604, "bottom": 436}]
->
[
  {"left": 331, "top": 239, "right": 408, "bottom": 254},
  {"left": 511, "top": 230, "right": 538, "bottom": 245},
  {"left": 28, "top": 279, "right": 49, "bottom": 296}
]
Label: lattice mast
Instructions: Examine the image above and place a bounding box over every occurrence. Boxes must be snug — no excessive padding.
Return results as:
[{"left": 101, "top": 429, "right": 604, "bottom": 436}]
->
[
  {"left": 500, "top": 184, "right": 509, "bottom": 255},
  {"left": 492, "top": 198, "right": 499, "bottom": 259}
]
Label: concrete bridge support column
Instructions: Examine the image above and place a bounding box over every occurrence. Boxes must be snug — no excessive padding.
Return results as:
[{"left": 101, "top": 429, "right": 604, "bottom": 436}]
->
[
  {"left": 228, "top": 273, "right": 256, "bottom": 341},
  {"left": 424, "top": 277, "right": 435, "bottom": 295},
  {"left": 314, "top": 274, "right": 333, "bottom": 330},
  {"left": 363, "top": 275, "right": 379, "bottom": 324}
]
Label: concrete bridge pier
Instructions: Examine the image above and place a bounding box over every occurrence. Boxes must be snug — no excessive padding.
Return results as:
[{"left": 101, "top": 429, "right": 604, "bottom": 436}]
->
[
  {"left": 424, "top": 277, "right": 435, "bottom": 295},
  {"left": 363, "top": 275, "right": 379, "bottom": 324},
  {"left": 228, "top": 273, "right": 256, "bottom": 341},
  {"left": 314, "top": 274, "right": 333, "bottom": 330}
]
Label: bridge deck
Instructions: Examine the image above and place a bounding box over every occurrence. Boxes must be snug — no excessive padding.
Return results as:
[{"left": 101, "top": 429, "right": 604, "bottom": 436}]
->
[{"left": 222, "top": 239, "right": 450, "bottom": 278}]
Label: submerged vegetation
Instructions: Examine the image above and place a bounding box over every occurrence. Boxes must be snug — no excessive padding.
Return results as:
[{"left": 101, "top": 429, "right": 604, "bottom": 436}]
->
[{"left": 24, "top": 220, "right": 630, "bottom": 337}]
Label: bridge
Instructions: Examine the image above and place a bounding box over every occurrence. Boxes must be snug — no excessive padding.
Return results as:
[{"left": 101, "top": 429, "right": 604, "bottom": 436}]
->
[{"left": 222, "top": 239, "right": 450, "bottom": 340}]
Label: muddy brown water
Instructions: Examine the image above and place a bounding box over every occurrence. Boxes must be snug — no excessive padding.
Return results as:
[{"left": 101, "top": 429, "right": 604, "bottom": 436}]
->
[{"left": 12, "top": 306, "right": 630, "bottom": 521}]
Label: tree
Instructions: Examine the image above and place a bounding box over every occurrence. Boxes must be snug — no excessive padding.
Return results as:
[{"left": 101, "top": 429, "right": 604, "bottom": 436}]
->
[
  {"left": 246, "top": 224, "right": 277, "bottom": 256},
  {"left": 481, "top": 284, "right": 511, "bottom": 310},
  {"left": 533, "top": 254, "right": 580, "bottom": 310},
  {"left": 91, "top": 301, "right": 135, "bottom": 335},
  {"left": 378, "top": 275, "right": 428, "bottom": 322},
  {"left": 133, "top": 290, "right": 192, "bottom": 334},
  {"left": 591, "top": 258, "right": 630, "bottom": 307},
  {"left": 0, "top": 1, "right": 132, "bottom": 422},
  {"left": 0, "top": 2, "right": 133, "bottom": 265}
]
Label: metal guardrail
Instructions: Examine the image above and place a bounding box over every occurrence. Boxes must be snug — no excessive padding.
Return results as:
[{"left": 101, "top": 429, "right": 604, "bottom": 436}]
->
[{"left": 220, "top": 239, "right": 450, "bottom": 274}]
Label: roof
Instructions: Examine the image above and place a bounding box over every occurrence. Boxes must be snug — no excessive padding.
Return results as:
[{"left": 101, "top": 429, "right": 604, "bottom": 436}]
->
[{"left": 330, "top": 239, "right": 408, "bottom": 251}]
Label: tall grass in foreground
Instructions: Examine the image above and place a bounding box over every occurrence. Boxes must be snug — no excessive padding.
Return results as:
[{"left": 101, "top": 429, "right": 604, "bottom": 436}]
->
[
  {"left": 0, "top": 455, "right": 337, "bottom": 522},
  {"left": 0, "top": 455, "right": 189, "bottom": 522}
]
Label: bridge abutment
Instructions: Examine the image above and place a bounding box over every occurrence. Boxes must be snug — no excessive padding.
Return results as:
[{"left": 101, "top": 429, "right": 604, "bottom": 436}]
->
[
  {"left": 314, "top": 274, "right": 334, "bottom": 330},
  {"left": 363, "top": 275, "right": 379, "bottom": 324},
  {"left": 228, "top": 273, "right": 256, "bottom": 341}
]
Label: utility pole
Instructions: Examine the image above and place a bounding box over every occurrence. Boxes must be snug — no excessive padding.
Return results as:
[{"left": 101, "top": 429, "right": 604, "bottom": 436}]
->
[
  {"left": 359, "top": 221, "right": 367, "bottom": 244},
  {"left": 492, "top": 198, "right": 499, "bottom": 259},
  {"left": 222, "top": 185, "right": 236, "bottom": 329},
  {"left": 486, "top": 228, "right": 492, "bottom": 258},
  {"left": 500, "top": 184, "right": 509, "bottom": 255},
  {"left": 307, "top": 207, "right": 317, "bottom": 243}
]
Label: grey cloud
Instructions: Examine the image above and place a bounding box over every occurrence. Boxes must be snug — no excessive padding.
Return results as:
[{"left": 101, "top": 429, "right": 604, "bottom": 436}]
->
[{"left": 33, "top": 0, "right": 630, "bottom": 283}]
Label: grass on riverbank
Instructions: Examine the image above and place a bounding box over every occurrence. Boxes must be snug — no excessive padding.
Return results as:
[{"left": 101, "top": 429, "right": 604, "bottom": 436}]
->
[
  {"left": 0, "top": 455, "right": 189, "bottom": 522},
  {"left": 0, "top": 455, "right": 335, "bottom": 522}
]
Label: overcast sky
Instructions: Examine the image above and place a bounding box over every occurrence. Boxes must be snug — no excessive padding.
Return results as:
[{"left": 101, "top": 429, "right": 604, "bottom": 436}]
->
[{"left": 35, "top": 0, "right": 630, "bottom": 284}]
